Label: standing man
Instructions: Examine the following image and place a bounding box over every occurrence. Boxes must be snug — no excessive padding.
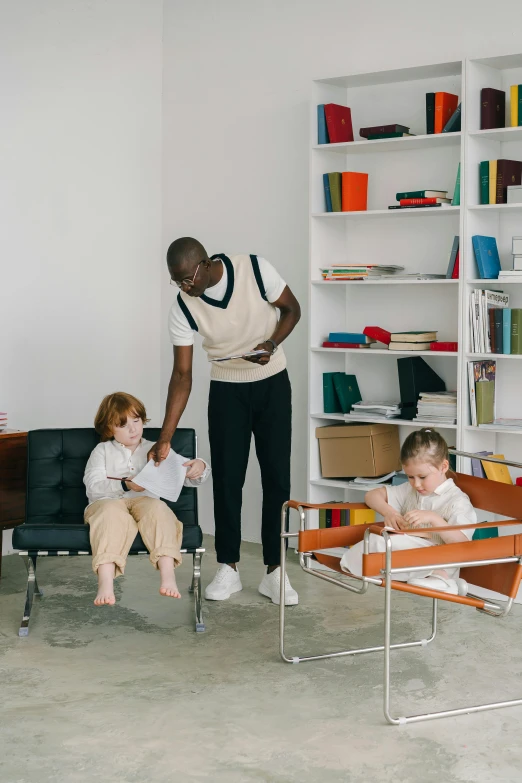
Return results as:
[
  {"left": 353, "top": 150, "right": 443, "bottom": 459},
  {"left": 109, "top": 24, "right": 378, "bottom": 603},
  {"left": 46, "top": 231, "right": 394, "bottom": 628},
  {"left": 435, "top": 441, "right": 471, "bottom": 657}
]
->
[{"left": 149, "top": 238, "right": 301, "bottom": 605}]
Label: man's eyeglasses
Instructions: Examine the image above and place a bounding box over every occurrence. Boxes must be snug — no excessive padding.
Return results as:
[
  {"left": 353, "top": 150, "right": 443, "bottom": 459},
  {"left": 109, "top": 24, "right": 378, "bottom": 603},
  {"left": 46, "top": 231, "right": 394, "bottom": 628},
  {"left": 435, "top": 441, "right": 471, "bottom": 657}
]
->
[{"left": 170, "top": 260, "right": 205, "bottom": 289}]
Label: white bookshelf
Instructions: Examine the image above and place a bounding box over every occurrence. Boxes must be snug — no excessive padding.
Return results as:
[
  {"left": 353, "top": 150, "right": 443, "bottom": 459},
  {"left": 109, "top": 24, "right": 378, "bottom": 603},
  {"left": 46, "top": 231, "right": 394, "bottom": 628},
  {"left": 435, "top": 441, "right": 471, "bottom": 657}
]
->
[{"left": 308, "top": 56, "right": 522, "bottom": 603}]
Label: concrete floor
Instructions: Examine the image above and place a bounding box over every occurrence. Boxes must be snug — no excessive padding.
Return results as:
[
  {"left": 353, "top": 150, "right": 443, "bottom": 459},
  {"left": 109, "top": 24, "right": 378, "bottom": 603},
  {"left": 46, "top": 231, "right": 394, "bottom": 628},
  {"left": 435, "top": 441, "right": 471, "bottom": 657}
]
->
[{"left": 1, "top": 537, "right": 522, "bottom": 783}]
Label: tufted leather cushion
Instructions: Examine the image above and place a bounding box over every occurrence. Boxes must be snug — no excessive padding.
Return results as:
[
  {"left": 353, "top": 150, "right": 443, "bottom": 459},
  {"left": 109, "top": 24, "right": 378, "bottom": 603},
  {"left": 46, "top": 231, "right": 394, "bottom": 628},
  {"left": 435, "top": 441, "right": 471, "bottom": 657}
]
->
[{"left": 12, "top": 428, "right": 202, "bottom": 552}]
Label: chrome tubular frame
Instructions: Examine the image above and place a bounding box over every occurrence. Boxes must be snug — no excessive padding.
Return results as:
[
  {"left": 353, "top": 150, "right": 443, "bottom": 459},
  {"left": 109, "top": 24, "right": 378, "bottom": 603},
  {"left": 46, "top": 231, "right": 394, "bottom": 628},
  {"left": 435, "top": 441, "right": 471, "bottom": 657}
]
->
[{"left": 18, "top": 554, "right": 43, "bottom": 637}]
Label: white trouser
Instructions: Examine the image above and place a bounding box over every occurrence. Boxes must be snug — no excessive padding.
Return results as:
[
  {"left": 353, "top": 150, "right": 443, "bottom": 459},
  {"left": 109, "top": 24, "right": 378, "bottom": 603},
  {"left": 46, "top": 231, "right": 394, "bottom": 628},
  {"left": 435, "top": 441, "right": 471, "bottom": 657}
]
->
[{"left": 340, "top": 533, "right": 458, "bottom": 581}]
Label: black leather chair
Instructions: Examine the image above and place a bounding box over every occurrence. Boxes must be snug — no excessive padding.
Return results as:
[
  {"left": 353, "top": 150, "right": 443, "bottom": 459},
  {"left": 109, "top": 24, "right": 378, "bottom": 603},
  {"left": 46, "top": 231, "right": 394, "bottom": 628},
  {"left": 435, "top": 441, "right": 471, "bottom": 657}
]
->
[{"left": 12, "top": 428, "right": 205, "bottom": 635}]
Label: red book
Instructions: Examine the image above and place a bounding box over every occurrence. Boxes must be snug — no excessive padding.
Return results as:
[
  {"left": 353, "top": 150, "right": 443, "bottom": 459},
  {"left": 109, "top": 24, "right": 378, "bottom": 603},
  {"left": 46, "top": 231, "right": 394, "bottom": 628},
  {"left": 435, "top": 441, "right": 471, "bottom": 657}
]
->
[
  {"left": 342, "top": 172, "right": 368, "bottom": 211},
  {"left": 363, "top": 326, "right": 392, "bottom": 345},
  {"left": 322, "top": 341, "right": 370, "bottom": 348},
  {"left": 400, "top": 198, "right": 443, "bottom": 205},
  {"left": 430, "top": 342, "right": 458, "bottom": 352},
  {"left": 496, "top": 159, "right": 522, "bottom": 204},
  {"left": 331, "top": 509, "right": 341, "bottom": 528},
  {"left": 481, "top": 88, "right": 506, "bottom": 130},
  {"left": 324, "top": 104, "right": 354, "bottom": 143},
  {"left": 434, "top": 92, "right": 459, "bottom": 133},
  {"left": 451, "top": 249, "right": 460, "bottom": 280}
]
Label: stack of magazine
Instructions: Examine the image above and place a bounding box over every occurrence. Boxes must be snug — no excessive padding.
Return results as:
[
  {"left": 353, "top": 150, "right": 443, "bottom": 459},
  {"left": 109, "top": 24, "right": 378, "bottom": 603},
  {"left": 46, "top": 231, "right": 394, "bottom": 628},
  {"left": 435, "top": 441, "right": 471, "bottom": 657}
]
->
[
  {"left": 469, "top": 288, "right": 509, "bottom": 353},
  {"left": 344, "top": 401, "right": 401, "bottom": 420},
  {"left": 415, "top": 391, "right": 457, "bottom": 425}
]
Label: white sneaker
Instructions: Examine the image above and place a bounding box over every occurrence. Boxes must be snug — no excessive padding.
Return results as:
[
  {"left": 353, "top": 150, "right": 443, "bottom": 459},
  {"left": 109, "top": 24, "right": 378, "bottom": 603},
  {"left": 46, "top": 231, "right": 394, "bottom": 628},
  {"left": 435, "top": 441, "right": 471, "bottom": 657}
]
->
[
  {"left": 204, "top": 564, "right": 242, "bottom": 600},
  {"left": 407, "top": 574, "right": 468, "bottom": 596},
  {"left": 258, "top": 567, "right": 298, "bottom": 606}
]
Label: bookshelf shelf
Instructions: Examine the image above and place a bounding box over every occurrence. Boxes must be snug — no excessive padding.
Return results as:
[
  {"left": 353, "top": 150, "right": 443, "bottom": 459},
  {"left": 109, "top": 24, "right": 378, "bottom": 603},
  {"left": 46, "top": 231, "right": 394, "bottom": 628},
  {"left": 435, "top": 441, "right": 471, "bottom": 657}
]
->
[
  {"left": 465, "top": 352, "right": 522, "bottom": 360},
  {"left": 312, "top": 347, "right": 458, "bottom": 357},
  {"left": 464, "top": 425, "right": 522, "bottom": 435},
  {"left": 311, "top": 279, "right": 458, "bottom": 286},
  {"left": 467, "top": 279, "right": 522, "bottom": 284},
  {"left": 313, "top": 132, "right": 461, "bottom": 155},
  {"left": 310, "top": 479, "right": 366, "bottom": 492},
  {"left": 469, "top": 126, "right": 522, "bottom": 143},
  {"left": 311, "top": 412, "right": 457, "bottom": 429},
  {"left": 468, "top": 204, "right": 522, "bottom": 213},
  {"left": 312, "top": 207, "right": 460, "bottom": 219}
]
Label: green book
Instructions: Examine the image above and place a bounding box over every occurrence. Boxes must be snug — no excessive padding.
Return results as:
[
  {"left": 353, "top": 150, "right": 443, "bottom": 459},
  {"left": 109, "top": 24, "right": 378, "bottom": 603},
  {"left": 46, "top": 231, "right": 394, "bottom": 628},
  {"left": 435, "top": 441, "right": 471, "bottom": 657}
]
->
[
  {"left": 319, "top": 509, "right": 327, "bottom": 529},
  {"left": 475, "top": 380, "right": 495, "bottom": 425},
  {"left": 323, "top": 372, "right": 343, "bottom": 413},
  {"left": 332, "top": 373, "right": 362, "bottom": 414},
  {"left": 328, "top": 172, "right": 342, "bottom": 212},
  {"left": 473, "top": 527, "right": 498, "bottom": 540},
  {"left": 479, "top": 161, "right": 489, "bottom": 204},
  {"left": 511, "top": 309, "right": 522, "bottom": 354},
  {"left": 452, "top": 162, "right": 461, "bottom": 206},
  {"left": 367, "top": 132, "right": 413, "bottom": 139},
  {"left": 518, "top": 86, "right": 522, "bottom": 127}
]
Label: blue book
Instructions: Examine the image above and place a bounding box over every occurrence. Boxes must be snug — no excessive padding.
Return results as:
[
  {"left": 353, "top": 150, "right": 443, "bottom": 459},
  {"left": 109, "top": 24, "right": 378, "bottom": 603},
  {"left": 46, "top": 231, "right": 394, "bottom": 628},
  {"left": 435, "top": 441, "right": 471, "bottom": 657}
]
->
[
  {"left": 323, "top": 173, "right": 333, "bottom": 212},
  {"left": 472, "top": 235, "right": 501, "bottom": 279},
  {"left": 503, "top": 308, "right": 512, "bottom": 354},
  {"left": 328, "top": 332, "right": 370, "bottom": 343},
  {"left": 317, "top": 104, "right": 329, "bottom": 144}
]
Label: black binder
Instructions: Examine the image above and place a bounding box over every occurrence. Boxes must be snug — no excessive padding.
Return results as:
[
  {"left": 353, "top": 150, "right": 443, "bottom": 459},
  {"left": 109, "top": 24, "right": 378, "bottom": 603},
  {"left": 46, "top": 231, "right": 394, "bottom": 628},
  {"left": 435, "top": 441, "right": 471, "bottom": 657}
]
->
[{"left": 397, "top": 357, "right": 446, "bottom": 420}]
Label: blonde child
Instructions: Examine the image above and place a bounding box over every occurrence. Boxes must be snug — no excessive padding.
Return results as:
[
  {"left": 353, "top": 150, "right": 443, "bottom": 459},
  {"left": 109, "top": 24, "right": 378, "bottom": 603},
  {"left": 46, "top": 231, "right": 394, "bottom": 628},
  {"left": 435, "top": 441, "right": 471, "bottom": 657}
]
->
[
  {"left": 340, "top": 428, "right": 476, "bottom": 595},
  {"left": 83, "top": 392, "right": 210, "bottom": 606}
]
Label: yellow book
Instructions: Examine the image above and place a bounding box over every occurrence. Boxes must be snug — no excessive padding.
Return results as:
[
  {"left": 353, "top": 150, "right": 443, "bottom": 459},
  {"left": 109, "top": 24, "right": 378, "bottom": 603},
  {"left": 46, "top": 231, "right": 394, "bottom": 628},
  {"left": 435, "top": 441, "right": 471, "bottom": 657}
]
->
[
  {"left": 511, "top": 85, "right": 519, "bottom": 127},
  {"left": 350, "top": 507, "right": 376, "bottom": 526},
  {"left": 481, "top": 454, "right": 513, "bottom": 484},
  {"left": 489, "top": 160, "right": 497, "bottom": 205}
]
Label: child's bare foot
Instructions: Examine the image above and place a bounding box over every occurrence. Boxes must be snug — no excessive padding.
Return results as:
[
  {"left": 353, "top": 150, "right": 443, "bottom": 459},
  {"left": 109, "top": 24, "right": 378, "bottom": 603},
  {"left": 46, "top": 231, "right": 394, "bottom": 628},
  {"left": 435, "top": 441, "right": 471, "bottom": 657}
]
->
[
  {"left": 158, "top": 555, "right": 181, "bottom": 598},
  {"left": 94, "top": 563, "right": 116, "bottom": 606}
]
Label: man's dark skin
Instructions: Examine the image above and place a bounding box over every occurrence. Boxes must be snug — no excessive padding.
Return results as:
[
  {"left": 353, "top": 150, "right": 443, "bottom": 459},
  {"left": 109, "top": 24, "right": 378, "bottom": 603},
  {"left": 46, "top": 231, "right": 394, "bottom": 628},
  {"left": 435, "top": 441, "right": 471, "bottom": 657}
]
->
[{"left": 148, "top": 242, "right": 301, "bottom": 573}]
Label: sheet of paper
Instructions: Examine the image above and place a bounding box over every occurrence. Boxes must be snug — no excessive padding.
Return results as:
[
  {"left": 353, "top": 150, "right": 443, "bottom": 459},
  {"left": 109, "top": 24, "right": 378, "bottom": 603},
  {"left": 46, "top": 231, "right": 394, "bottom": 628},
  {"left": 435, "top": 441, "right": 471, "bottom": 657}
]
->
[
  {"left": 209, "top": 349, "right": 269, "bottom": 363},
  {"left": 133, "top": 449, "right": 188, "bottom": 503}
]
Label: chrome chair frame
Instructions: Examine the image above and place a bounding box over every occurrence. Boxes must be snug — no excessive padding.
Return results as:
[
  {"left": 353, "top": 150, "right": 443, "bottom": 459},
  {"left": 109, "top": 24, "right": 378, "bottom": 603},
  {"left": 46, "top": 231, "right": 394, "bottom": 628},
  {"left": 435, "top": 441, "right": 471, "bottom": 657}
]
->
[{"left": 279, "top": 450, "right": 522, "bottom": 725}]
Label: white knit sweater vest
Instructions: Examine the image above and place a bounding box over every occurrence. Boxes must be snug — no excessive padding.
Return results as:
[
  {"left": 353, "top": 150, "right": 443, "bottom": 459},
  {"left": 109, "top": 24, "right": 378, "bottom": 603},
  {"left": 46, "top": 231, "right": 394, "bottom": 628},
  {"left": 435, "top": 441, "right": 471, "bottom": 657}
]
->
[{"left": 177, "top": 253, "right": 287, "bottom": 382}]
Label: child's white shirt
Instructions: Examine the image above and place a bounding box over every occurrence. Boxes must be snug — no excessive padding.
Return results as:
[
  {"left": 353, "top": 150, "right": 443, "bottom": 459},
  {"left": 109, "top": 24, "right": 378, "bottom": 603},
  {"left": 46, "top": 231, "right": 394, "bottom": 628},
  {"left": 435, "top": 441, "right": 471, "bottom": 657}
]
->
[
  {"left": 385, "top": 478, "right": 476, "bottom": 541},
  {"left": 84, "top": 438, "right": 211, "bottom": 505}
]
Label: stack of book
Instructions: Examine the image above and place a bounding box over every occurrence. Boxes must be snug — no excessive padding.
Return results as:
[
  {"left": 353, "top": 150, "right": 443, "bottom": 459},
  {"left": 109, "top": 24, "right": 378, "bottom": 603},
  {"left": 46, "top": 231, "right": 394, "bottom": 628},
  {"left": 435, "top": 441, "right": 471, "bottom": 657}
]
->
[
  {"left": 479, "top": 160, "right": 522, "bottom": 204},
  {"left": 363, "top": 326, "right": 439, "bottom": 351},
  {"left": 468, "top": 360, "right": 496, "bottom": 426},
  {"left": 415, "top": 391, "right": 457, "bottom": 425},
  {"left": 319, "top": 264, "right": 404, "bottom": 281},
  {"left": 317, "top": 103, "right": 354, "bottom": 144},
  {"left": 498, "top": 237, "right": 522, "bottom": 282},
  {"left": 389, "top": 189, "right": 451, "bottom": 210},
  {"left": 468, "top": 287, "right": 522, "bottom": 355},
  {"left": 0, "top": 413, "right": 6, "bottom": 432},
  {"left": 322, "top": 372, "right": 362, "bottom": 414},
  {"left": 322, "top": 332, "right": 376, "bottom": 349},
  {"left": 323, "top": 172, "right": 368, "bottom": 212},
  {"left": 345, "top": 401, "right": 401, "bottom": 421},
  {"left": 359, "top": 124, "right": 413, "bottom": 139},
  {"left": 426, "top": 92, "right": 460, "bottom": 133}
]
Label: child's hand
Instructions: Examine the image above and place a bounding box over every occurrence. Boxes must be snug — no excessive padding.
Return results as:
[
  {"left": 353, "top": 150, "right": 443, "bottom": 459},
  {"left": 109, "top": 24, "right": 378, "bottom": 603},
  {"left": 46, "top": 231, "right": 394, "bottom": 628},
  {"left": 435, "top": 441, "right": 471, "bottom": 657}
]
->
[
  {"left": 183, "top": 459, "right": 206, "bottom": 479},
  {"left": 403, "top": 510, "right": 442, "bottom": 528},
  {"left": 126, "top": 480, "right": 145, "bottom": 492},
  {"left": 383, "top": 511, "right": 408, "bottom": 531}
]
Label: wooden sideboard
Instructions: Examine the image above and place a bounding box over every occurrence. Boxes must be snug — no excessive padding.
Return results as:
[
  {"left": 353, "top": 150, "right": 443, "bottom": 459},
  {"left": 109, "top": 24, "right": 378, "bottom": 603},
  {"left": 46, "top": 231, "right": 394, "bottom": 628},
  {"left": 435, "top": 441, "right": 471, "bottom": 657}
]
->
[{"left": 0, "top": 430, "right": 27, "bottom": 577}]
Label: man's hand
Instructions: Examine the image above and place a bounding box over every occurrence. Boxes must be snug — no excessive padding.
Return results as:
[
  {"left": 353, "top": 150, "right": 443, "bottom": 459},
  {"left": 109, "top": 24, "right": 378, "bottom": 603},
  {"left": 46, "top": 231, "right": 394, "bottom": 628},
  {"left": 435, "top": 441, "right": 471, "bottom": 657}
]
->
[
  {"left": 383, "top": 511, "right": 409, "bottom": 531},
  {"left": 125, "top": 480, "right": 145, "bottom": 492},
  {"left": 147, "top": 440, "right": 171, "bottom": 467},
  {"left": 183, "top": 458, "right": 206, "bottom": 479},
  {"left": 243, "top": 342, "right": 273, "bottom": 365}
]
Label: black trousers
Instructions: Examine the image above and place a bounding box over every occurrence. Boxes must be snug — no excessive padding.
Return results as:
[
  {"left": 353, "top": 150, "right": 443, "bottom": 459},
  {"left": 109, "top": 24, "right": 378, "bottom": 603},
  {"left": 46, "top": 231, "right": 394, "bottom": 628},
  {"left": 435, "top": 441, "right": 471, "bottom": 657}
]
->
[{"left": 208, "top": 369, "right": 292, "bottom": 565}]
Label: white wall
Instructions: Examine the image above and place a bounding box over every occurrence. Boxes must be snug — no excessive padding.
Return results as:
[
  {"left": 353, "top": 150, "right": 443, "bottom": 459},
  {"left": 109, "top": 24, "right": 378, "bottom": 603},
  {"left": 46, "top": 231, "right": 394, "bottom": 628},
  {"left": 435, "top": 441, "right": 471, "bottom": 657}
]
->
[
  {"left": 162, "top": 0, "right": 522, "bottom": 546},
  {"left": 1, "top": 0, "right": 163, "bottom": 552}
]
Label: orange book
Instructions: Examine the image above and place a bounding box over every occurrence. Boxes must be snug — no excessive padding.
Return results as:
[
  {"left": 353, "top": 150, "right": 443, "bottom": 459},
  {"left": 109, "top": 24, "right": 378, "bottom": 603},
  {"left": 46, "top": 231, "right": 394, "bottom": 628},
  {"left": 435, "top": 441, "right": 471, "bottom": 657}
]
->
[
  {"left": 434, "top": 92, "right": 459, "bottom": 133},
  {"left": 341, "top": 172, "right": 368, "bottom": 211}
]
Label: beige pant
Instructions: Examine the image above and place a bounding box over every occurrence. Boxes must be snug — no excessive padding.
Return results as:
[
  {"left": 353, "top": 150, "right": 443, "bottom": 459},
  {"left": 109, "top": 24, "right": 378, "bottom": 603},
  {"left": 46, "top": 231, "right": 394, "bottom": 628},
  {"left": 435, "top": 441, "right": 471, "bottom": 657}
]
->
[{"left": 84, "top": 496, "right": 183, "bottom": 577}]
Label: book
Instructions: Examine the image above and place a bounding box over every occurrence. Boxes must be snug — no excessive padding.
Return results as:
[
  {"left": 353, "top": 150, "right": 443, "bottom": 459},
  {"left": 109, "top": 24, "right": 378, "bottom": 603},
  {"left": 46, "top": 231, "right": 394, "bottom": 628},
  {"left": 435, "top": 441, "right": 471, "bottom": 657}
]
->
[
  {"left": 496, "top": 159, "right": 522, "bottom": 204},
  {"left": 467, "top": 361, "right": 477, "bottom": 427},
  {"left": 442, "top": 102, "right": 461, "bottom": 133},
  {"left": 363, "top": 326, "right": 391, "bottom": 345},
  {"left": 317, "top": 104, "right": 329, "bottom": 144},
  {"left": 319, "top": 508, "right": 326, "bottom": 528},
  {"left": 332, "top": 373, "right": 362, "bottom": 414},
  {"left": 388, "top": 204, "right": 441, "bottom": 210},
  {"left": 397, "top": 356, "right": 446, "bottom": 420},
  {"left": 479, "top": 161, "right": 489, "bottom": 204},
  {"left": 328, "top": 172, "right": 342, "bottom": 212},
  {"left": 399, "top": 198, "right": 451, "bottom": 205},
  {"left": 519, "top": 87, "right": 522, "bottom": 127},
  {"left": 511, "top": 86, "right": 519, "bottom": 127},
  {"left": 328, "top": 332, "right": 375, "bottom": 343},
  {"left": 503, "top": 308, "right": 512, "bottom": 354},
  {"left": 489, "top": 159, "right": 497, "bottom": 204},
  {"left": 322, "top": 173, "right": 333, "bottom": 212},
  {"left": 446, "top": 236, "right": 459, "bottom": 280},
  {"left": 323, "top": 372, "right": 343, "bottom": 413},
  {"left": 511, "top": 309, "right": 522, "bottom": 354},
  {"left": 474, "top": 360, "right": 496, "bottom": 424},
  {"left": 430, "top": 342, "right": 458, "bottom": 352},
  {"left": 390, "top": 331, "right": 437, "bottom": 342},
  {"left": 472, "top": 236, "right": 501, "bottom": 279},
  {"left": 341, "top": 172, "right": 368, "bottom": 212},
  {"left": 452, "top": 249, "right": 460, "bottom": 280},
  {"left": 469, "top": 289, "right": 508, "bottom": 353},
  {"left": 389, "top": 341, "right": 432, "bottom": 351},
  {"left": 471, "top": 451, "right": 493, "bottom": 478},
  {"left": 331, "top": 508, "right": 341, "bottom": 528},
  {"left": 366, "top": 132, "right": 414, "bottom": 139},
  {"left": 426, "top": 93, "right": 435, "bottom": 134},
  {"left": 322, "top": 341, "right": 371, "bottom": 349},
  {"left": 325, "top": 104, "right": 354, "bottom": 143},
  {"left": 395, "top": 190, "right": 447, "bottom": 200},
  {"left": 359, "top": 124, "right": 409, "bottom": 138},
  {"left": 494, "top": 308, "right": 504, "bottom": 354},
  {"left": 434, "top": 92, "right": 459, "bottom": 133},
  {"left": 481, "top": 454, "right": 512, "bottom": 484},
  {"left": 481, "top": 88, "right": 505, "bottom": 129},
  {"left": 452, "top": 162, "right": 461, "bottom": 206}
]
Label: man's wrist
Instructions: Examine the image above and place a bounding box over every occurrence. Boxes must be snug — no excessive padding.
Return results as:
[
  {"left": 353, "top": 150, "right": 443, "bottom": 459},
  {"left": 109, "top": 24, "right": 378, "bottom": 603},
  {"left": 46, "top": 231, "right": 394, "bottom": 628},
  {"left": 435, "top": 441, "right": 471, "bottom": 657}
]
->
[{"left": 265, "top": 339, "right": 278, "bottom": 355}]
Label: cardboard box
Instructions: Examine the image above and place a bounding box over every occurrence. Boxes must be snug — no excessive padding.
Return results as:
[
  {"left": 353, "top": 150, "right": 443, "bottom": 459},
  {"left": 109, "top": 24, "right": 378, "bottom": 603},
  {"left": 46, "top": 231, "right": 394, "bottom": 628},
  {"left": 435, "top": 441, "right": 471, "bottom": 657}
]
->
[{"left": 316, "top": 423, "right": 401, "bottom": 478}]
